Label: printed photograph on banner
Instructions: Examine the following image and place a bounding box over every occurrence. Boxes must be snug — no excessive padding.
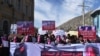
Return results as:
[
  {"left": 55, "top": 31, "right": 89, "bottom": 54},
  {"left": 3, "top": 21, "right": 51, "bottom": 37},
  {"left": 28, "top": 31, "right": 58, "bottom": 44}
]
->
[
  {"left": 13, "top": 43, "right": 27, "bottom": 56},
  {"left": 85, "top": 43, "right": 100, "bottom": 56}
]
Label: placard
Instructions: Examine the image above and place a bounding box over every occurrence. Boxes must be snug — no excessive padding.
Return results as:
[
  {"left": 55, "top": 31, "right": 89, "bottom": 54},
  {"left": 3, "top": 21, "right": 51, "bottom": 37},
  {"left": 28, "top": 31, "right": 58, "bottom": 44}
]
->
[
  {"left": 78, "top": 26, "right": 96, "bottom": 40},
  {"left": 42, "top": 21, "right": 55, "bottom": 30},
  {"left": 17, "top": 21, "right": 34, "bottom": 35}
]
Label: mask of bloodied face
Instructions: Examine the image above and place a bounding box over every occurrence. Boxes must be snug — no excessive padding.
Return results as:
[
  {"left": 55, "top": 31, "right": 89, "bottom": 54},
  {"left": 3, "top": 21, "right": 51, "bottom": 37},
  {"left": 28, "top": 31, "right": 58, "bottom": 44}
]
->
[{"left": 86, "top": 47, "right": 96, "bottom": 56}]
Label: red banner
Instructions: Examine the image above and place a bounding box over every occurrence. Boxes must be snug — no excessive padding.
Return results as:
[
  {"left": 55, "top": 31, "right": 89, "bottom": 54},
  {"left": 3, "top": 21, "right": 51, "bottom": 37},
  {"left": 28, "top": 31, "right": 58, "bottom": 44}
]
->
[
  {"left": 17, "top": 21, "right": 34, "bottom": 35},
  {"left": 42, "top": 21, "right": 55, "bottom": 30},
  {"left": 41, "top": 51, "right": 83, "bottom": 56},
  {"left": 78, "top": 26, "right": 96, "bottom": 40}
]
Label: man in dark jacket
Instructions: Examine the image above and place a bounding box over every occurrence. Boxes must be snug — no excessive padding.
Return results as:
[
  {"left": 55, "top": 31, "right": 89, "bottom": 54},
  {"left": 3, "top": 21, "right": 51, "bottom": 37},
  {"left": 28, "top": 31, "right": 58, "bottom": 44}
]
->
[
  {"left": 1, "top": 34, "right": 9, "bottom": 56},
  {"left": 77, "top": 35, "right": 85, "bottom": 44},
  {"left": 0, "top": 37, "right": 2, "bottom": 56}
]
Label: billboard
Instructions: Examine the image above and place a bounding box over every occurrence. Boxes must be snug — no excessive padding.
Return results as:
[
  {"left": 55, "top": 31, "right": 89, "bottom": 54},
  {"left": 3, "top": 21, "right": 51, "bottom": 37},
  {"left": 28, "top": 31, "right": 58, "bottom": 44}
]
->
[
  {"left": 17, "top": 21, "right": 34, "bottom": 35},
  {"left": 78, "top": 26, "right": 96, "bottom": 40},
  {"left": 42, "top": 21, "right": 55, "bottom": 30}
]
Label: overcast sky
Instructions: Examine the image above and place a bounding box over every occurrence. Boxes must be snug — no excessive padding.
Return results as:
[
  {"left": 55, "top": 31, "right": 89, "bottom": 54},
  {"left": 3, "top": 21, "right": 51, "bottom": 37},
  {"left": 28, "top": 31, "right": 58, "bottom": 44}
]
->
[{"left": 34, "top": 0, "right": 100, "bottom": 28}]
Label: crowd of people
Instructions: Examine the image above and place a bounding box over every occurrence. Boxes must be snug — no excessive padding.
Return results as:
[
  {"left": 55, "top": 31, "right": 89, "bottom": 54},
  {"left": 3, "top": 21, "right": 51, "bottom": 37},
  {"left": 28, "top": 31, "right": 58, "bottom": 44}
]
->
[
  {"left": 8, "top": 33, "right": 100, "bottom": 45},
  {"left": 0, "top": 33, "right": 99, "bottom": 56}
]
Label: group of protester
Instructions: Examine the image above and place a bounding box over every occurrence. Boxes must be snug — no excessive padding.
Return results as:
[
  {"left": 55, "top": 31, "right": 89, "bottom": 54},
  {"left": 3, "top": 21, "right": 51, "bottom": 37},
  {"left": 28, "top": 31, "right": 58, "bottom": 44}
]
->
[
  {"left": 0, "top": 33, "right": 99, "bottom": 56},
  {"left": 8, "top": 33, "right": 100, "bottom": 45}
]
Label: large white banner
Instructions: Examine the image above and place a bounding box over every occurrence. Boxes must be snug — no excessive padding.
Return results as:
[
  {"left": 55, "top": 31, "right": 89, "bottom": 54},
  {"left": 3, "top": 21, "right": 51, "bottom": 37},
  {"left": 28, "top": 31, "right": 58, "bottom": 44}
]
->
[{"left": 10, "top": 42, "right": 100, "bottom": 56}]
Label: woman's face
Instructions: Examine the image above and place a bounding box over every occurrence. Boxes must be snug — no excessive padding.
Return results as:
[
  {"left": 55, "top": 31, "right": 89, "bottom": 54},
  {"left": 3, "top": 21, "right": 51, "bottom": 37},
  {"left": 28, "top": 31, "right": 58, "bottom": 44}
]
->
[{"left": 86, "top": 47, "right": 96, "bottom": 56}]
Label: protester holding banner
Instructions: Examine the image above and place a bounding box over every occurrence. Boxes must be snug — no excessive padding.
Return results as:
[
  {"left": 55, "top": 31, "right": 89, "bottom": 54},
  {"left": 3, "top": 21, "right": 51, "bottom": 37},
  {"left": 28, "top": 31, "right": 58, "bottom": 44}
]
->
[
  {"left": 77, "top": 35, "right": 85, "bottom": 44},
  {"left": 95, "top": 35, "right": 100, "bottom": 43},
  {"left": 68, "top": 35, "right": 77, "bottom": 44},
  {"left": 31, "top": 35, "right": 36, "bottom": 43},
  {"left": 13, "top": 36, "right": 22, "bottom": 43},
  {"left": 0, "top": 34, "right": 9, "bottom": 56},
  {"left": 49, "top": 34, "right": 55, "bottom": 45},
  {"left": 47, "top": 34, "right": 51, "bottom": 44},
  {"left": 40, "top": 35, "right": 45, "bottom": 43},
  {"left": 67, "top": 34, "right": 71, "bottom": 38}
]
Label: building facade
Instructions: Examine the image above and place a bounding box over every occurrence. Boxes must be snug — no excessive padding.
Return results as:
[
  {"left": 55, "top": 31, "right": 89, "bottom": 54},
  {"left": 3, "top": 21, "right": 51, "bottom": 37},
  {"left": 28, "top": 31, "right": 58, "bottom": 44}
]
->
[
  {"left": 91, "top": 8, "right": 100, "bottom": 36},
  {"left": 0, "top": 0, "right": 33, "bottom": 35}
]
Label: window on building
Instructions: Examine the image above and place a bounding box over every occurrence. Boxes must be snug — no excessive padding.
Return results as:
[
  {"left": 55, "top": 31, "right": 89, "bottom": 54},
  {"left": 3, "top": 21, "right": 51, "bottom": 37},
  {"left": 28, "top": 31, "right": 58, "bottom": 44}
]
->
[
  {"left": 2, "top": 0, "right": 13, "bottom": 6},
  {"left": 9, "top": 0, "right": 12, "bottom": 4},
  {"left": 99, "top": 15, "right": 100, "bottom": 29},
  {"left": 28, "top": 6, "right": 31, "bottom": 16},
  {"left": 26, "top": 5, "right": 28, "bottom": 15},
  {"left": 20, "top": 0, "right": 23, "bottom": 11},
  {"left": 3, "top": 0, "right": 7, "bottom": 3},
  {"left": 7, "top": 0, "right": 9, "bottom": 4},
  {"left": 97, "top": 15, "right": 99, "bottom": 29},
  {"left": 94, "top": 16, "right": 98, "bottom": 29},
  {"left": 18, "top": 0, "right": 20, "bottom": 10}
]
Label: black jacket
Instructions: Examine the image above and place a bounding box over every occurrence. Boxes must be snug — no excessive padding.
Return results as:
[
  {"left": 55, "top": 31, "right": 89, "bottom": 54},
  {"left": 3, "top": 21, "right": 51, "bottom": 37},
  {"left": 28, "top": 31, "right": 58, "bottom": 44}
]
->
[{"left": 0, "top": 37, "right": 2, "bottom": 46}]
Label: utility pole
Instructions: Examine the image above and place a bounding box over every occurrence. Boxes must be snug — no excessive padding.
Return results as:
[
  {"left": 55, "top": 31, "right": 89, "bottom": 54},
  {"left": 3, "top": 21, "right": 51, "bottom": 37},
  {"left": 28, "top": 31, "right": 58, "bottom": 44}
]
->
[
  {"left": 31, "top": 0, "right": 34, "bottom": 26},
  {"left": 82, "top": 0, "right": 85, "bottom": 26},
  {"left": 79, "top": 0, "right": 89, "bottom": 26}
]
